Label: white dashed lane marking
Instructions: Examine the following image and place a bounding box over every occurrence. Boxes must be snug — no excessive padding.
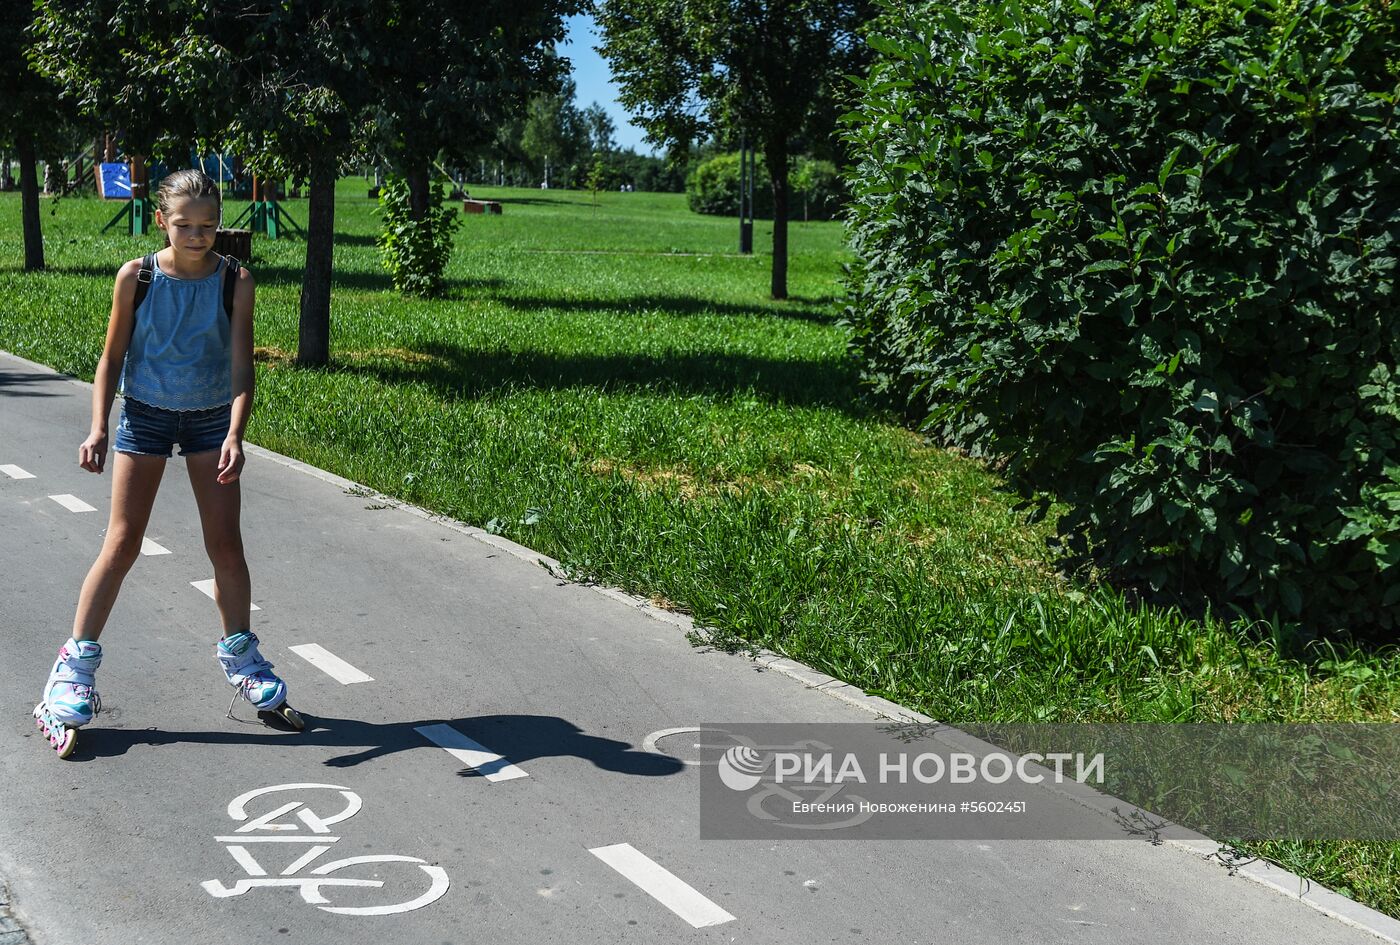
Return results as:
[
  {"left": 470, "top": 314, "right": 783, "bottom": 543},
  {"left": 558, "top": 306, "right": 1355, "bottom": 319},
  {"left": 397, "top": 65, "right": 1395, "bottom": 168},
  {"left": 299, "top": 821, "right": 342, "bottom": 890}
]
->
[
  {"left": 588, "top": 843, "right": 736, "bottom": 928},
  {"left": 1, "top": 464, "right": 35, "bottom": 479},
  {"left": 415, "top": 723, "right": 529, "bottom": 782},
  {"left": 288, "top": 644, "right": 374, "bottom": 684},
  {"left": 141, "top": 538, "right": 171, "bottom": 556},
  {"left": 48, "top": 494, "right": 96, "bottom": 513},
  {"left": 191, "top": 579, "right": 262, "bottom": 611}
]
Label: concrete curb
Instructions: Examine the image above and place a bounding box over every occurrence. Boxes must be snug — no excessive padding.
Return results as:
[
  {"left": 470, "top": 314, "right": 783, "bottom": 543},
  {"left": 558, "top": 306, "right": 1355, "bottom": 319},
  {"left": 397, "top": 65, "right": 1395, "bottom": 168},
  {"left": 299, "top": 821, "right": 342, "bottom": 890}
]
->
[
  {"left": 5, "top": 348, "right": 1399, "bottom": 944},
  {"left": 0, "top": 881, "right": 35, "bottom": 945}
]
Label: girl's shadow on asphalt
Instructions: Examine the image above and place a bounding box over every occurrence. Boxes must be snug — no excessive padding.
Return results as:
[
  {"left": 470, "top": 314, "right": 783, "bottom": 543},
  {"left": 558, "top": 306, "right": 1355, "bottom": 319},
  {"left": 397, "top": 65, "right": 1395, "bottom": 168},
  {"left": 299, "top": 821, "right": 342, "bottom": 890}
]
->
[{"left": 70, "top": 712, "right": 686, "bottom": 777}]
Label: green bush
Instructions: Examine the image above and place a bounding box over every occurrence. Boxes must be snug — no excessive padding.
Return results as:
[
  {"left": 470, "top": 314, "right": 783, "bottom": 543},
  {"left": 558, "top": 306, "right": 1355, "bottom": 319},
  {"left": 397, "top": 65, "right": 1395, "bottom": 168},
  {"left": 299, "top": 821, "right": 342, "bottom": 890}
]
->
[
  {"left": 376, "top": 176, "right": 462, "bottom": 297},
  {"left": 686, "top": 152, "right": 844, "bottom": 220},
  {"left": 842, "top": 0, "right": 1400, "bottom": 639}
]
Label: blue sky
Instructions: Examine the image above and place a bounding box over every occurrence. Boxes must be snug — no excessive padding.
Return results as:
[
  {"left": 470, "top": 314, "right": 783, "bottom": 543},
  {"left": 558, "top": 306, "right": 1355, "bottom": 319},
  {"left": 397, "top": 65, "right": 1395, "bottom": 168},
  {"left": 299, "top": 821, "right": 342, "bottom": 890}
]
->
[{"left": 559, "top": 13, "right": 659, "bottom": 156}]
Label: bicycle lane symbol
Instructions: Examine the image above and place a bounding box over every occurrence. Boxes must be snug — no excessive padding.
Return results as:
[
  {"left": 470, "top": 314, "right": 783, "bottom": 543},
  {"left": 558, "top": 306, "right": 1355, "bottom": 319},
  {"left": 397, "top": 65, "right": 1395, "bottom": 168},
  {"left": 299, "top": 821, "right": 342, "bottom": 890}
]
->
[
  {"left": 200, "top": 783, "right": 450, "bottom": 916},
  {"left": 643, "top": 727, "right": 878, "bottom": 830}
]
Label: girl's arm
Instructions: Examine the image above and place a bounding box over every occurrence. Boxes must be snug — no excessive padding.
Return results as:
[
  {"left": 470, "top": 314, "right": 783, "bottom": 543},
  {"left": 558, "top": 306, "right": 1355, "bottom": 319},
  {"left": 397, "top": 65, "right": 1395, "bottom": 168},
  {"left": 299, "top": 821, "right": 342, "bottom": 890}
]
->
[
  {"left": 80, "top": 260, "right": 142, "bottom": 474},
  {"left": 218, "top": 266, "right": 256, "bottom": 485}
]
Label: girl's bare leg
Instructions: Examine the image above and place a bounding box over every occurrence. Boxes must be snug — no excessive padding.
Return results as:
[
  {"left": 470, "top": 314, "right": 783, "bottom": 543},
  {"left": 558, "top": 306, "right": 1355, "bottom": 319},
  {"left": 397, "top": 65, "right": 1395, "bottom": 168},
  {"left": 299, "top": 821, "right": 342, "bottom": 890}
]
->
[
  {"left": 184, "top": 450, "right": 250, "bottom": 637},
  {"left": 70, "top": 452, "right": 168, "bottom": 642}
]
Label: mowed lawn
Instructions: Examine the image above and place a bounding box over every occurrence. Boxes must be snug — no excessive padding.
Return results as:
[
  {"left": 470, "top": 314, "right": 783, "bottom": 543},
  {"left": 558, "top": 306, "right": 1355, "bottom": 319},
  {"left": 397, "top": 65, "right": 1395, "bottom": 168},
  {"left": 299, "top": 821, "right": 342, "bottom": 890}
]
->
[{"left": 2, "top": 179, "right": 1398, "bottom": 914}]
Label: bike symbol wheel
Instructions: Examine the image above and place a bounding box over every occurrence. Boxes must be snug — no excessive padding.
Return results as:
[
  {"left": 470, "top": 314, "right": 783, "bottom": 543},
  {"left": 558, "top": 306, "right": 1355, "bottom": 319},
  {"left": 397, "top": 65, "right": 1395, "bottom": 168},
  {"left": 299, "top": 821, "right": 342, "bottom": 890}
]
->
[{"left": 307, "top": 855, "right": 450, "bottom": 916}]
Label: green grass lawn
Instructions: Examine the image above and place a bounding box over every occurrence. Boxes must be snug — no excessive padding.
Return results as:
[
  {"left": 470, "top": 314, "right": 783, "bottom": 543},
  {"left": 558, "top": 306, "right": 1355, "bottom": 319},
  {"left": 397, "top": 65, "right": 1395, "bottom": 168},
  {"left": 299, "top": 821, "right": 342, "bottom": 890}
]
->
[{"left": 2, "top": 178, "right": 1397, "bottom": 915}]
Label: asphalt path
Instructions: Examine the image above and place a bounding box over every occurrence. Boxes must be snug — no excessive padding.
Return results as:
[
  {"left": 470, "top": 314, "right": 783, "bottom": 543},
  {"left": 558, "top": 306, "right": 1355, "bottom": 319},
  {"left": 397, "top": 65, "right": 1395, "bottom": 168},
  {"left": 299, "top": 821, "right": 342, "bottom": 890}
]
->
[{"left": 0, "top": 351, "right": 1390, "bottom": 945}]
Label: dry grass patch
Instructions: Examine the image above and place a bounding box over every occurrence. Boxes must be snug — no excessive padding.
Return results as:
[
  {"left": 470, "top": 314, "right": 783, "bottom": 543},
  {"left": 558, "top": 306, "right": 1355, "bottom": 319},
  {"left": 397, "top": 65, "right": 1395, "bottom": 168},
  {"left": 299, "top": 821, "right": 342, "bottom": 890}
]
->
[
  {"left": 587, "top": 457, "right": 705, "bottom": 498},
  {"left": 339, "top": 347, "right": 451, "bottom": 368},
  {"left": 255, "top": 346, "right": 452, "bottom": 370},
  {"left": 253, "top": 345, "right": 296, "bottom": 365}
]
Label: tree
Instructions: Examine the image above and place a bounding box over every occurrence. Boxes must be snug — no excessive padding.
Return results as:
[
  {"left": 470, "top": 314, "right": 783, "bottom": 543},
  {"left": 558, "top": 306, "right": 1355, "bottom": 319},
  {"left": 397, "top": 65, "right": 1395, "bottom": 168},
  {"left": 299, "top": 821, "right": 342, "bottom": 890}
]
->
[
  {"left": 361, "top": 0, "right": 585, "bottom": 220},
  {"left": 32, "top": 0, "right": 373, "bottom": 367},
  {"left": 586, "top": 152, "right": 607, "bottom": 207},
  {"left": 342, "top": 1, "right": 584, "bottom": 298},
  {"left": 521, "top": 76, "right": 590, "bottom": 187},
  {"left": 581, "top": 102, "right": 617, "bottom": 154},
  {"left": 0, "top": 4, "right": 87, "bottom": 271},
  {"left": 596, "top": 0, "right": 876, "bottom": 298}
]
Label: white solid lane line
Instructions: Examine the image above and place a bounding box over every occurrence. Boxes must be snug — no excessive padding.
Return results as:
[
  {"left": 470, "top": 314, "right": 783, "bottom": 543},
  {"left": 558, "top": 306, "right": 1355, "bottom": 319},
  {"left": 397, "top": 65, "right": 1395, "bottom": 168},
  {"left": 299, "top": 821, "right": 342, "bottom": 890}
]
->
[
  {"left": 588, "top": 843, "right": 736, "bottom": 928},
  {"left": 48, "top": 494, "right": 96, "bottom": 513},
  {"left": 414, "top": 723, "right": 529, "bottom": 782},
  {"left": 141, "top": 537, "right": 171, "bottom": 556},
  {"left": 1, "top": 464, "right": 35, "bottom": 479},
  {"left": 191, "top": 579, "right": 262, "bottom": 611},
  {"left": 288, "top": 644, "right": 374, "bottom": 685}
]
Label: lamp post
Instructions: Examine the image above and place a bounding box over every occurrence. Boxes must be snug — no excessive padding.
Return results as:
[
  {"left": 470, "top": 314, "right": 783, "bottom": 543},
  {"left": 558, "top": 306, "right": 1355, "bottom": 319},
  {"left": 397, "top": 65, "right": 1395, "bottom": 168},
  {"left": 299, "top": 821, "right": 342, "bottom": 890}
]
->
[{"left": 738, "top": 134, "right": 754, "bottom": 254}]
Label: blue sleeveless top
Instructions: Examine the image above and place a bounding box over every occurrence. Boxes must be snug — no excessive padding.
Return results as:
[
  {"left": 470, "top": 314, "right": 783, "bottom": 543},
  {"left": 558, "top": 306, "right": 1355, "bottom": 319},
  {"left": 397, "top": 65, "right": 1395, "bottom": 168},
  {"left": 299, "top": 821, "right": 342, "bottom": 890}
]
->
[{"left": 119, "top": 255, "right": 233, "bottom": 411}]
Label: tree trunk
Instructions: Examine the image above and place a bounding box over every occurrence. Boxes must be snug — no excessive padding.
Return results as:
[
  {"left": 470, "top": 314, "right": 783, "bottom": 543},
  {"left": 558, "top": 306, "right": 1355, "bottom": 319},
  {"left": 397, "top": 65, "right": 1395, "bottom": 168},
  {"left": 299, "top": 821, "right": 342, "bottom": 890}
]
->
[
  {"left": 17, "top": 131, "right": 43, "bottom": 272},
  {"left": 407, "top": 164, "right": 431, "bottom": 222},
  {"left": 766, "top": 138, "right": 790, "bottom": 300},
  {"left": 297, "top": 157, "right": 337, "bottom": 367}
]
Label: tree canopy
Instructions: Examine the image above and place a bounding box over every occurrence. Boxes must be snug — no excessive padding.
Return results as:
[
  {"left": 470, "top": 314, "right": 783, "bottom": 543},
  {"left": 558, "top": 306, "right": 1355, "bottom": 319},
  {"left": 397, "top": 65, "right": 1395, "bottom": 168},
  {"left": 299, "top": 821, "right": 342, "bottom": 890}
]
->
[
  {"left": 596, "top": 0, "right": 876, "bottom": 298},
  {"left": 30, "top": 0, "right": 581, "bottom": 361}
]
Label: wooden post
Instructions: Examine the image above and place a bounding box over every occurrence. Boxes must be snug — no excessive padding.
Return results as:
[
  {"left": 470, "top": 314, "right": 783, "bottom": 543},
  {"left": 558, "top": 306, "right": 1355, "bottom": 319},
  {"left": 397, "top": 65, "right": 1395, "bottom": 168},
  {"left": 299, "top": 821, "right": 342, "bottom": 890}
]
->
[
  {"left": 130, "top": 156, "right": 150, "bottom": 235},
  {"left": 250, "top": 175, "right": 266, "bottom": 234}
]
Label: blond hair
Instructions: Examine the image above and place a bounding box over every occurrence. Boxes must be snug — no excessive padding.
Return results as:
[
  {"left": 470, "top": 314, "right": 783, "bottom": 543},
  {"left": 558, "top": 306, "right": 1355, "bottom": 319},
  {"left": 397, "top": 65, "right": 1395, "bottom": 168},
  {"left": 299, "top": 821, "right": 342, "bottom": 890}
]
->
[{"left": 155, "top": 168, "right": 222, "bottom": 218}]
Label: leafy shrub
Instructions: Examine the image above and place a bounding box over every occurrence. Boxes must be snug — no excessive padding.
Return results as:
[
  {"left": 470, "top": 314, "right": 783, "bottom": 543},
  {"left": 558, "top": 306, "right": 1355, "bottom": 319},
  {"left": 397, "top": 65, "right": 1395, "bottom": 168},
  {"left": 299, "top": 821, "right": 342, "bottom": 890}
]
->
[
  {"left": 842, "top": 0, "right": 1400, "bottom": 638},
  {"left": 377, "top": 176, "right": 462, "bottom": 297},
  {"left": 686, "top": 152, "right": 844, "bottom": 219}
]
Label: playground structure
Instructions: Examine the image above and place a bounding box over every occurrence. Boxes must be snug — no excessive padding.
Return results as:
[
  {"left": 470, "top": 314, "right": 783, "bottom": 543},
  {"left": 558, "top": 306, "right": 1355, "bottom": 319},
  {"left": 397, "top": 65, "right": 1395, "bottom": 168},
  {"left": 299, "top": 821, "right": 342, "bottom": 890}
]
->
[
  {"left": 99, "top": 155, "right": 154, "bottom": 236},
  {"left": 227, "top": 175, "right": 305, "bottom": 239},
  {"left": 84, "top": 139, "right": 305, "bottom": 243}
]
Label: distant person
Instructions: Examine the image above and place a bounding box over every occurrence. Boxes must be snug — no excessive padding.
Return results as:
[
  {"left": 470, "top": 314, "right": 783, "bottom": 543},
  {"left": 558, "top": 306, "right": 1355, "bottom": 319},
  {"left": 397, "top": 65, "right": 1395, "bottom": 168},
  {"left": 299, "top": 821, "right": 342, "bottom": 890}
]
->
[{"left": 33, "top": 169, "right": 303, "bottom": 759}]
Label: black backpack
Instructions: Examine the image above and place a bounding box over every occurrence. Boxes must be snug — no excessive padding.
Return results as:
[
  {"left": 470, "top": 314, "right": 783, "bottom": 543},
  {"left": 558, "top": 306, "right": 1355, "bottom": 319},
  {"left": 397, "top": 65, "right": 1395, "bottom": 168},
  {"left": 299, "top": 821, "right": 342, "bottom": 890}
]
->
[{"left": 131, "top": 252, "right": 241, "bottom": 318}]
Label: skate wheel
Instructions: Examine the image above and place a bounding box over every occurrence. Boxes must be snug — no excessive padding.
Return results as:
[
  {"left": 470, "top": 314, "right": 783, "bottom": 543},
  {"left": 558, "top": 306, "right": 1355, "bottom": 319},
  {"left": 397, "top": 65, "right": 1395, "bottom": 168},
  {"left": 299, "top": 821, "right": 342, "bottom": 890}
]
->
[
  {"left": 278, "top": 705, "right": 305, "bottom": 731},
  {"left": 55, "top": 726, "right": 77, "bottom": 759}
]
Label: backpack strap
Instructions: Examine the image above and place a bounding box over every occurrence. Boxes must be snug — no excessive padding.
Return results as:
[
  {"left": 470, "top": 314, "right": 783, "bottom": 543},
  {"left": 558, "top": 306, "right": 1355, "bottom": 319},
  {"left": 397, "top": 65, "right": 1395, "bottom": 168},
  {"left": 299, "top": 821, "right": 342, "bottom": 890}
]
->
[
  {"left": 221, "top": 254, "right": 241, "bottom": 320},
  {"left": 131, "top": 253, "right": 155, "bottom": 314},
  {"left": 130, "top": 253, "right": 239, "bottom": 319}
]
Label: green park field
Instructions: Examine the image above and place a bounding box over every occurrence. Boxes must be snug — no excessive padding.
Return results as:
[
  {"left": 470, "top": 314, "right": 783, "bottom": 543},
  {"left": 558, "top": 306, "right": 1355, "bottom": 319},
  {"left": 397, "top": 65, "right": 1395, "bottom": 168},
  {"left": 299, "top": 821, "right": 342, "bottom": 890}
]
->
[{"left": 2, "top": 180, "right": 1398, "bottom": 913}]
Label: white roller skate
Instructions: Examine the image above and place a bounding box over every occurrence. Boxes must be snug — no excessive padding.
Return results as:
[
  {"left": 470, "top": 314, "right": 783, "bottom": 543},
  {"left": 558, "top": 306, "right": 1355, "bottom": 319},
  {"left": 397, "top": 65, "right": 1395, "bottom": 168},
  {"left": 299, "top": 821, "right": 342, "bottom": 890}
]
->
[
  {"left": 216, "top": 630, "right": 304, "bottom": 730},
  {"left": 34, "top": 638, "right": 103, "bottom": 759}
]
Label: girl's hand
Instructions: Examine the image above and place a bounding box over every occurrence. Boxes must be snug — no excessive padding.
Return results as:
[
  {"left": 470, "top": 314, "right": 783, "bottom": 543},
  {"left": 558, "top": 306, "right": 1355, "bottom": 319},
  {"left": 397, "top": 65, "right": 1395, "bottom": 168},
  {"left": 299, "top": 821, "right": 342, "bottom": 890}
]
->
[
  {"left": 78, "top": 431, "right": 108, "bottom": 473},
  {"left": 217, "top": 436, "right": 245, "bottom": 485}
]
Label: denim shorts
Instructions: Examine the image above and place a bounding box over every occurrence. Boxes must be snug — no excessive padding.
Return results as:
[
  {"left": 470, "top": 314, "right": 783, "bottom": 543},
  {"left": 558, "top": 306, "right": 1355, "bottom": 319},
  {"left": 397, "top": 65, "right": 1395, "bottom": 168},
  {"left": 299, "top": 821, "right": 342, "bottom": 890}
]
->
[{"left": 113, "top": 397, "right": 232, "bottom": 458}]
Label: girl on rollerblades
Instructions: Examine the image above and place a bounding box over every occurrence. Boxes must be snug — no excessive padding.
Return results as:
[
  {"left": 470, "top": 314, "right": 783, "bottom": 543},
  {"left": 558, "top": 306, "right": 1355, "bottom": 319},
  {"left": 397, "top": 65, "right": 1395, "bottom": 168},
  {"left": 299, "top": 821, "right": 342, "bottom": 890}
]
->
[{"left": 35, "top": 169, "right": 302, "bottom": 758}]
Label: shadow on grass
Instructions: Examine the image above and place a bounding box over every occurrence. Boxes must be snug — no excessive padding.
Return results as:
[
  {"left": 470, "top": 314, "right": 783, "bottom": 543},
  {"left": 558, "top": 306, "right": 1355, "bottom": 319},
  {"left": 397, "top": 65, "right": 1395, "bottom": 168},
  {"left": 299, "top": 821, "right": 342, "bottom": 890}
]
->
[
  {"left": 246, "top": 264, "right": 508, "bottom": 295},
  {"left": 482, "top": 196, "right": 583, "bottom": 208},
  {"left": 493, "top": 292, "right": 841, "bottom": 325},
  {"left": 4, "top": 261, "right": 509, "bottom": 297},
  {"left": 332, "top": 232, "right": 380, "bottom": 247},
  {"left": 318, "top": 339, "right": 874, "bottom": 416},
  {"left": 5, "top": 263, "right": 839, "bottom": 323}
]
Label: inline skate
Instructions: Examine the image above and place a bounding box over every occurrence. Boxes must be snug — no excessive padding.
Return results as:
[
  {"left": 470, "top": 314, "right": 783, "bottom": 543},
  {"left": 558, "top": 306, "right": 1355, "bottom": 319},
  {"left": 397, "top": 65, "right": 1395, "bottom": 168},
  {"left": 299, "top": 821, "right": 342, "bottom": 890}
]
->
[
  {"left": 216, "top": 630, "right": 304, "bottom": 730},
  {"left": 34, "top": 638, "right": 103, "bottom": 759}
]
